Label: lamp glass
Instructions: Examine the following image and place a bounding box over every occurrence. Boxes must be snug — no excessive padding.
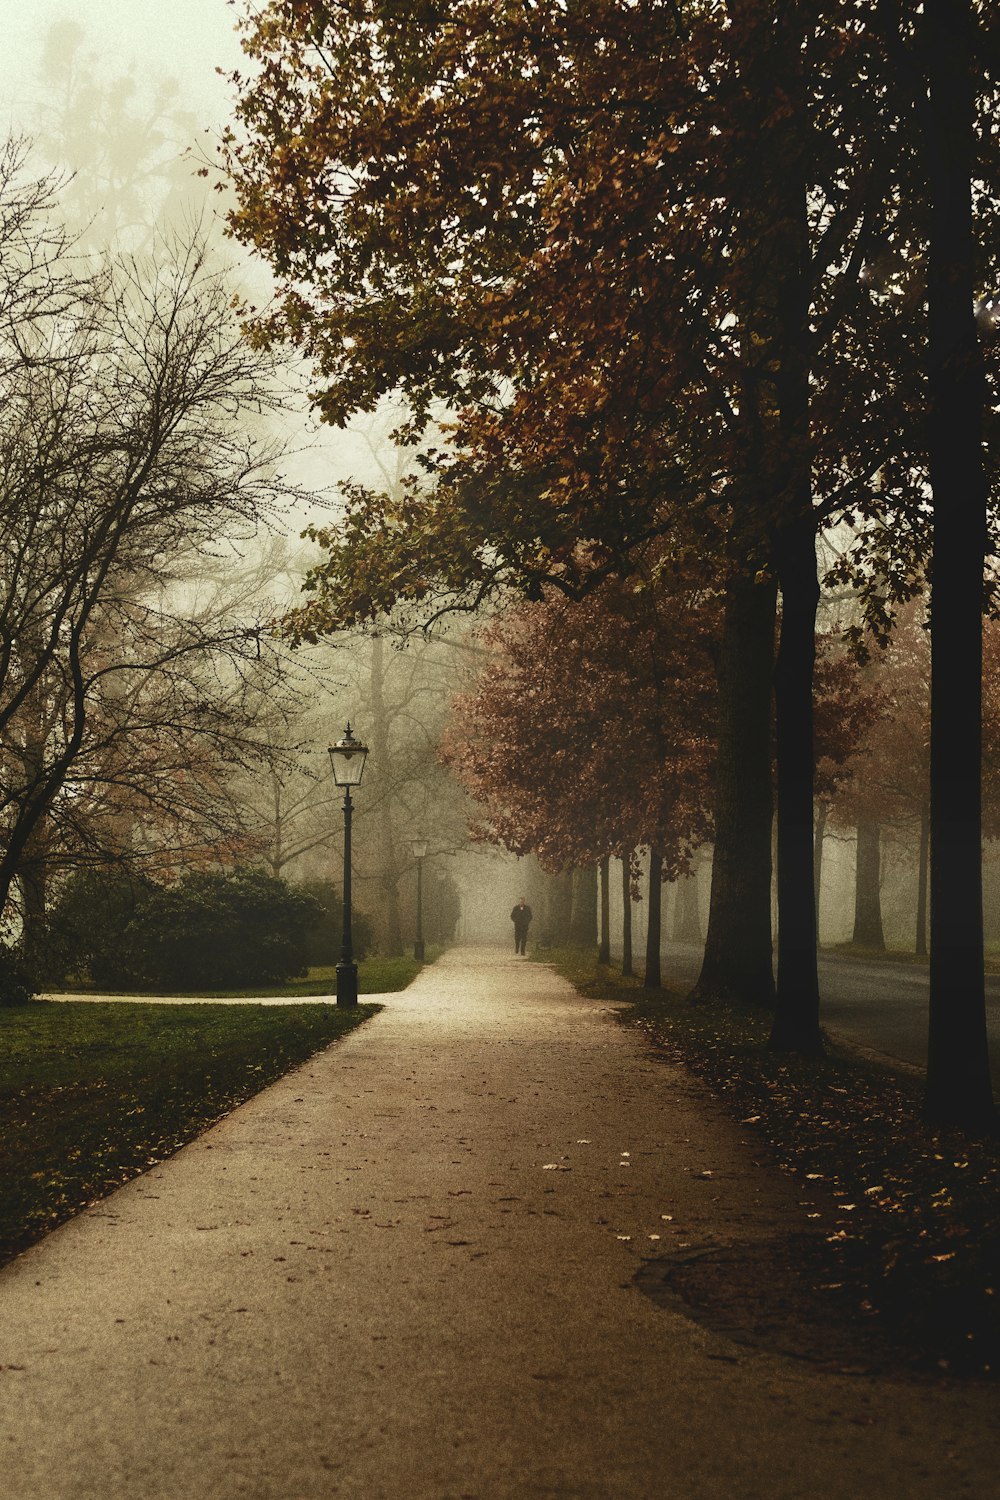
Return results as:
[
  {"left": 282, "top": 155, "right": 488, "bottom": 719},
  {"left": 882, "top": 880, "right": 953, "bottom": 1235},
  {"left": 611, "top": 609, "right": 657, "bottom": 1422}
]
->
[
  {"left": 328, "top": 724, "right": 369, "bottom": 786},
  {"left": 411, "top": 837, "right": 428, "bottom": 860}
]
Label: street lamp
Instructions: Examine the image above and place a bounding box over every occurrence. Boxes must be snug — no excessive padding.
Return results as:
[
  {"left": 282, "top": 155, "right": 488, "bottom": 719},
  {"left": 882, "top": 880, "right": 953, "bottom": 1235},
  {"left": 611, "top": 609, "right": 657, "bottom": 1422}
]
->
[
  {"left": 328, "top": 723, "right": 369, "bottom": 1006},
  {"left": 411, "top": 836, "right": 428, "bottom": 960}
]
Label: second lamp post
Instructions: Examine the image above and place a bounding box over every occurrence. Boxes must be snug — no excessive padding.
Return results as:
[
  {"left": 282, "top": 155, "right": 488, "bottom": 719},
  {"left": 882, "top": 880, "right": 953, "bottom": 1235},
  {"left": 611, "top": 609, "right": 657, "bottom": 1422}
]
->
[
  {"left": 411, "top": 836, "right": 428, "bottom": 960},
  {"left": 328, "top": 723, "right": 369, "bottom": 1006}
]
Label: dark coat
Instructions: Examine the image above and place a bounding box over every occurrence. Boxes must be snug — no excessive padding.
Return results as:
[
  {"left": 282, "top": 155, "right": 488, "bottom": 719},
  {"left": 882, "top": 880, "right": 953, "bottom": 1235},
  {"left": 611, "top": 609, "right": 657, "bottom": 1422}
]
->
[{"left": 511, "top": 903, "right": 533, "bottom": 930}]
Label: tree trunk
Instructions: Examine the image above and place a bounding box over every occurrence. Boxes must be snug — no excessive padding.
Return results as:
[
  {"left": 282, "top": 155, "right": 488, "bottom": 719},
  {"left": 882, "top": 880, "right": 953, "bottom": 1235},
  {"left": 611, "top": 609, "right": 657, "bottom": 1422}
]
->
[
  {"left": 814, "top": 801, "right": 829, "bottom": 940},
  {"left": 598, "top": 856, "right": 611, "bottom": 964},
  {"left": 671, "top": 869, "right": 702, "bottom": 944},
  {"left": 770, "top": 514, "right": 823, "bottom": 1054},
  {"left": 690, "top": 572, "right": 777, "bottom": 1006},
  {"left": 765, "top": 28, "right": 823, "bottom": 1050},
  {"left": 916, "top": 801, "right": 930, "bottom": 958},
  {"left": 569, "top": 865, "right": 598, "bottom": 948},
  {"left": 19, "top": 856, "right": 48, "bottom": 977},
  {"left": 852, "top": 818, "right": 886, "bottom": 950},
  {"left": 922, "top": 0, "right": 994, "bottom": 1128},
  {"left": 645, "top": 850, "right": 663, "bottom": 989},
  {"left": 369, "top": 635, "right": 404, "bottom": 956},
  {"left": 546, "top": 869, "right": 574, "bottom": 947},
  {"left": 621, "top": 852, "right": 633, "bottom": 977}
]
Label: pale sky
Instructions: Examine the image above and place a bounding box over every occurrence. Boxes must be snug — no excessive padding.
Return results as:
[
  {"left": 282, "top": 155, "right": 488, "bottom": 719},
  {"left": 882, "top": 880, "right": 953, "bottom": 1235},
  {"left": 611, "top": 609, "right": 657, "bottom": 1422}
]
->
[{"left": 0, "top": 1, "right": 243, "bottom": 131}]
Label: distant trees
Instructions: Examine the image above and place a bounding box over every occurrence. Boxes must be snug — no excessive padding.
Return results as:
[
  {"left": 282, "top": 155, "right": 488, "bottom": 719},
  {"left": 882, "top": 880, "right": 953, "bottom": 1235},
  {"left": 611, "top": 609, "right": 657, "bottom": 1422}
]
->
[
  {"left": 443, "top": 578, "right": 717, "bottom": 984},
  {"left": 338, "top": 628, "right": 474, "bottom": 956},
  {"left": 824, "top": 607, "right": 1000, "bottom": 963},
  {"left": 34, "top": 17, "right": 212, "bottom": 250},
  {"left": 825, "top": 607, "right": 930, "bottom": 954}
]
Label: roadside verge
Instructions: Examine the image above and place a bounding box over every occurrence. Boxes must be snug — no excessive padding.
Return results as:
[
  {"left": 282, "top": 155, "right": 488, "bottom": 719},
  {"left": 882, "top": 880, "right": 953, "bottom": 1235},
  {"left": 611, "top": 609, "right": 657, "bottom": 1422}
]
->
[{"left": 540, "top": 946, "right": 1000, "bottom": 1377}]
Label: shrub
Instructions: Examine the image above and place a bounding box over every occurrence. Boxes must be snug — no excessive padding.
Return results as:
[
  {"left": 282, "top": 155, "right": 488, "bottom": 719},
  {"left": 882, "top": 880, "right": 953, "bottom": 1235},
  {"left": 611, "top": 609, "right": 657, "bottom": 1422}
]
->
[
  {"left": 0, "top": 945, "right": 36, "bottom": 1006},
  {"left": 131, "top": 870, "right": 323, "bottom": 989},
  {"left": 293, "top": 878, "right": 374, "bottom": 964},
  {"left": 47, "top": 869, "right": 154, "bottom": 988},
  {"left": 47, "top": 867, "right": 324, "bottom": 990}
]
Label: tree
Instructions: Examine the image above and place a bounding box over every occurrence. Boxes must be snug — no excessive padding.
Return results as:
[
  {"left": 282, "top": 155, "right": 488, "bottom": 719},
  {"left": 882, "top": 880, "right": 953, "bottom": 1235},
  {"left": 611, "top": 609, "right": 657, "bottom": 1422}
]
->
[
  {"left": 808, "top": 625, "right": 892, "bottom": 945},
  {"left": 8, "top": 555, "right": 299, "bottom": 963},
  {"left": 921, "top": 0, "right": 995, "bottom": 1129},
  {"left": 863, "top": 0, "right": 1000, "bottom": 1130},
  {"left": 0, "top": 157, "right": 296, "bottom": 943},
  {"left": 222, "top": 7, "right": 897, "bottom": 1006},
  {"left": 442, "top": 577, "right": 718, "bottom": 984}
]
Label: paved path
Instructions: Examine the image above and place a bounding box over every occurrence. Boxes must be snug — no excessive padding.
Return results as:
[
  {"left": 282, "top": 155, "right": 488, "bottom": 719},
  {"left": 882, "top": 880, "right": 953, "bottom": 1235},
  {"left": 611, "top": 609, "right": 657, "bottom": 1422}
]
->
[{"left": 2, "top": 948, "right": 997, "bottom": 1499}]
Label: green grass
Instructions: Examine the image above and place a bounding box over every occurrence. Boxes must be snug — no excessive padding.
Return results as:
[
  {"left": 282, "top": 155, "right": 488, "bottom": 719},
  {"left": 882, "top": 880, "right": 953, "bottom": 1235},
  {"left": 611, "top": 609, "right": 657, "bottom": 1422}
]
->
[
  {"left": 538, "top": 946, "right": 1000, "bottom": 1376},
  {"left": 0, "top": 1000, "right": 377, "bottom": 1264},
  {"left": 51, "top": 950, "right": 441, "bottom": 1000}
]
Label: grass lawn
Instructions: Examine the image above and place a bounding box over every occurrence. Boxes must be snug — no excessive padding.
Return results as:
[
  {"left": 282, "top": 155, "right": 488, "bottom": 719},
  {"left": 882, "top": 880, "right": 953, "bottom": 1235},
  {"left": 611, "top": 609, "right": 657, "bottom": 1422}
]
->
[
  {"left": 0, "top": 1000, "right": 377, "bottom": 1265},
  {"left": 539, "top": 946, "right": 1000, "bottom": 1376}
]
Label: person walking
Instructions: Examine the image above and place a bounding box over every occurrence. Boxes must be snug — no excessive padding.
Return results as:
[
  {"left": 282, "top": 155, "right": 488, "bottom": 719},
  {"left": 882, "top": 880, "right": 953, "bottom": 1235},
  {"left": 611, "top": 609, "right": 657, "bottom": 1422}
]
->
[{"left": 511, "top": 897, "right": 533, "bottom": 955}]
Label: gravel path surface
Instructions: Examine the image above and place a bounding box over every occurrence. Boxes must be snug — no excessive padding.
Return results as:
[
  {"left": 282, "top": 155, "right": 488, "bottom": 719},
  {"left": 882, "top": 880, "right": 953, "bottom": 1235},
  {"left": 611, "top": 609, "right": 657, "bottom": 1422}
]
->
[{"left": 2, "top": 946, "right": 997, "bottom": 1499}]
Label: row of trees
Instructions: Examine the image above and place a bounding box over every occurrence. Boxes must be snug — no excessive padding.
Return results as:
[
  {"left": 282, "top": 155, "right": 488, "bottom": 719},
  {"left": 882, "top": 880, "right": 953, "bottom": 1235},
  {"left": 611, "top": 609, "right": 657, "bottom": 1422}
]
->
[
  {"left": 441, "top": 576, "right": 873, "bottom": 974},
  {"left": 223, "top": 1, "right": 1000, "bottom": 1128}
]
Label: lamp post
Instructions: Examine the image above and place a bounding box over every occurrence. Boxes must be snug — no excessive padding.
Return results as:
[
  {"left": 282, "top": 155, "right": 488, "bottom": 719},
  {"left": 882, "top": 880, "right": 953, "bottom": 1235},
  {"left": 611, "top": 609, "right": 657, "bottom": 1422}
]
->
[
  {"left": 328, "top": 723, "right": 369, "bottom": 1006},
  {"left": 411, "top": 836, "right": 428, "bottom": 960}
]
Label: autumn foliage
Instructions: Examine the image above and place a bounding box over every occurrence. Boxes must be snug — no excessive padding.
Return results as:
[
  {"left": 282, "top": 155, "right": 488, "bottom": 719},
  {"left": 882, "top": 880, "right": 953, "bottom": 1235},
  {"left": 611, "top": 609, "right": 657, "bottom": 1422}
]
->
[{"left": 443, "top": 582, "right": 718, "bottom": 876}]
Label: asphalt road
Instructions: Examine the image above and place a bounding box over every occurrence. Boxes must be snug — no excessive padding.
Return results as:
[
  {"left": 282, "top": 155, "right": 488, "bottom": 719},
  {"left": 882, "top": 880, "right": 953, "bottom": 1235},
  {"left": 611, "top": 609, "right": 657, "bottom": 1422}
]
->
[{"left": 658, "top": 941, "right": 1000, "bottom": 1078}]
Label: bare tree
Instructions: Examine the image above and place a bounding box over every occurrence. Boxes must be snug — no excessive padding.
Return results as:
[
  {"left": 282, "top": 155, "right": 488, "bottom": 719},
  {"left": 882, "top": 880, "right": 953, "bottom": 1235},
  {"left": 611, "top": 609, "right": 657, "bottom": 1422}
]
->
[{"left": 0, "top": 165, "right": 299, "bottom": 936}]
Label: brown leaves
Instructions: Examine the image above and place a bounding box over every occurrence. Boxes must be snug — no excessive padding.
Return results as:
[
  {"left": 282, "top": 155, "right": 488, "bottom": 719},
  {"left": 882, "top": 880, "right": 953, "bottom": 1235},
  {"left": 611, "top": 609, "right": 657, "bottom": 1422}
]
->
[{"left": 442, "top": 575, "right": 718, "bottom": 870}]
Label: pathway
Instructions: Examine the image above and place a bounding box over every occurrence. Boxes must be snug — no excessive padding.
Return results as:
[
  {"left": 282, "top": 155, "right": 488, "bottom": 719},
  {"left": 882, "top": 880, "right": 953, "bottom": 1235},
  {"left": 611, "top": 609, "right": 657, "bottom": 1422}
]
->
[{"left": 2, "top": 947, "right": 997, "bottom": 1498}]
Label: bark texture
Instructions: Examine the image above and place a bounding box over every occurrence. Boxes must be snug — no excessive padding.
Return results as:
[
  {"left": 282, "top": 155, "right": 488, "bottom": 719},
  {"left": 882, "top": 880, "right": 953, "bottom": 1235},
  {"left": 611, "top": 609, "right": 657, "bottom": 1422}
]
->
[
  {"left": 922, "top": 0, "right": 994, "bottom": 1128},
  {"left": 598, "top": 856, "right": 611, "bottom": 964},
  {"left": 644, "top": 850, "right": 663, "bottom": 989},
  {"left": 621, "top": 853, "right": 634, "bottom": 977},
  {"left": 852, "top": 819, "right": 886, "bottom": 950},
  {"left": 916, "top": 802, "right": 930, "bottom": 958},
  {"left": 690, "top": 574, "right": 776, "bottom": 1006}
]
